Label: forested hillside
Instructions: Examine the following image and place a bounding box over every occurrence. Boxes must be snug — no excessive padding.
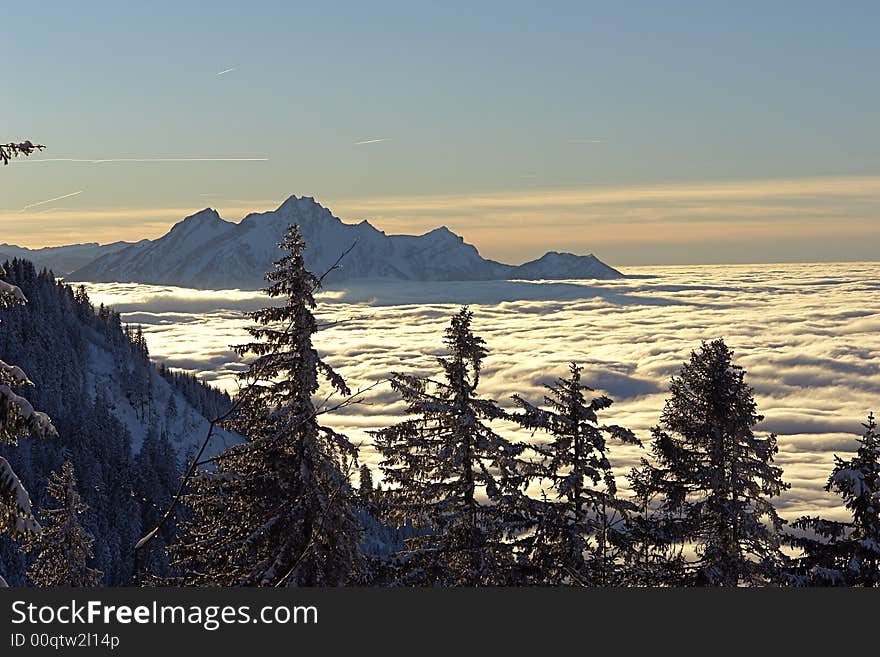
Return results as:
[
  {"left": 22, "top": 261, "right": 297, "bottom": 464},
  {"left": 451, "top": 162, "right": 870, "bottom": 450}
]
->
[{"left": 0, "top": 259, "right": 236, "bottom": 585}]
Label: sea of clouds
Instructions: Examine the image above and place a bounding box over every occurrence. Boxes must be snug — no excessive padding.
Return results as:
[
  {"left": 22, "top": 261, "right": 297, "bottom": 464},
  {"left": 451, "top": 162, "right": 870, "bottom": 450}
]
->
[{"left": 79, "top": 262, "right": 880, "bottom": 522}]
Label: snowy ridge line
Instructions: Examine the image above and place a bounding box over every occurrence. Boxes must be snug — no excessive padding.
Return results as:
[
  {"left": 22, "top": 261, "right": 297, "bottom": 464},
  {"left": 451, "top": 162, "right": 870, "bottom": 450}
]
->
[{"left": 4, "top": 195, "right": 622, "bottom": 288}]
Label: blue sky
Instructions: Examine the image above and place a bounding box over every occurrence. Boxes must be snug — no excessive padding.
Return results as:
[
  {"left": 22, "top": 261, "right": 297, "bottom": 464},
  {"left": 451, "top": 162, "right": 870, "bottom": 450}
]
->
[{"left": 2, "top": 1, "right": 878, "bottom": 264}]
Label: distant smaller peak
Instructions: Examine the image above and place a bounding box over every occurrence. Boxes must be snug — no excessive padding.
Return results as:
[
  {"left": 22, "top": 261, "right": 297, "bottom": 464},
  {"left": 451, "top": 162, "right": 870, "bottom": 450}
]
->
[
  {"left": 273, "top": 194, "right": 344, "bottom": 230},
  {"left": 276, "top": 194, "right": 298, "bottom": 210},
  {"left": 356, "top": 218, "right": 385, "bottom": 235},
  {"left": 536, "top": 251, "right": 597, "bottom": 260}
]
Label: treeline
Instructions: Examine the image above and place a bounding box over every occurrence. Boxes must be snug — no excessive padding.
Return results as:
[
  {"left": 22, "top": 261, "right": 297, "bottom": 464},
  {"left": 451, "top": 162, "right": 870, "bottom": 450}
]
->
[
  {"left": 156, "top": 363, "right": 232, "bottom": 422},
  {"left": 0, "top": 260, "right": 225, "bottom": 585},
  {"left": 1, "top": 232, "right": 878, "bottom": 587},
  {"left": 364, "top": 317, "right": 875, "bottom": 587}
]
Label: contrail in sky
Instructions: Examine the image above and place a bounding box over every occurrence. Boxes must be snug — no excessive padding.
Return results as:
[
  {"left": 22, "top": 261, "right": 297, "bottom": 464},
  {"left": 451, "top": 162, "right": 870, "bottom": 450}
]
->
[
  {"left": 354, "top": 138, "right": 391, "bottom": 145},
  {"left": 570, "top": 138, "right": 604, "bottom": 144},
  {"left": 16, "top": 157, "right": 268, "bottom": 164},
  {"left": 216, "top": 67, "right": 237, "bottom": 76},
  {"left": 20, "top": 190, "right": 83, "bottom": 212}
]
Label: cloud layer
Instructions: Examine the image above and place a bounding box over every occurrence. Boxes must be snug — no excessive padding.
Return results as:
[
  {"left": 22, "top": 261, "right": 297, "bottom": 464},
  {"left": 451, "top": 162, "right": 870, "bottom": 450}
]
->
[
  {"left": 81, "top": 261, "right": 880, "bottom": 521},
  {"left": 327, "top": 176, "right": 880, "bottom": 264}
]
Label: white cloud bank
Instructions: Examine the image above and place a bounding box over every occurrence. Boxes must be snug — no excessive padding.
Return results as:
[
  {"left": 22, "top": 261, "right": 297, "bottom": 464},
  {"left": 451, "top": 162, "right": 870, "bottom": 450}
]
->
[{"left": 80, "top": 261, "right": 880, "bottom": 520}]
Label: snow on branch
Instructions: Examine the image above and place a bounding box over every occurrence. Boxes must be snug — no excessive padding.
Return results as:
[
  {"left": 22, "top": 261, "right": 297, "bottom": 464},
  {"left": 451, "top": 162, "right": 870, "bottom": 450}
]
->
[
  {"left": 831, "top": 467, "right": 866, "bottom": 498},
  {"left": 0, "top": 360, "right": 31, "bottom": 386},
  {"left": 0, "top": 456, "right": 40, "bottom": 535},
  {"left": 0, "top": 384, "right": 58, "bottom": 440},
  {"left": 0, "top": 280, "right": 27, "bottom": 305},
  {"left": 0, "top": 141, "right": 45, "bottom": 165}
]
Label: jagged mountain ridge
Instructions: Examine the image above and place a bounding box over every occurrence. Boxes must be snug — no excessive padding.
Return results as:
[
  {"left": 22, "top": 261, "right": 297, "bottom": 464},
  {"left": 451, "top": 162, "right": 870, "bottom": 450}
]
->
[
  {"left": 69, "top": 195, "right": 623, "bottom": 289},
  {"left": 0, "top": 241, "right": 136, "bottom": 276}
]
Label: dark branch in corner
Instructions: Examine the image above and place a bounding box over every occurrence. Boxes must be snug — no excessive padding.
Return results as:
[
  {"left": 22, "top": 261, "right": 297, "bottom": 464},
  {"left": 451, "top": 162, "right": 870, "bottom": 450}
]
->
[{"left": 1, "top": 141, "right": 45, "bottom": 165}]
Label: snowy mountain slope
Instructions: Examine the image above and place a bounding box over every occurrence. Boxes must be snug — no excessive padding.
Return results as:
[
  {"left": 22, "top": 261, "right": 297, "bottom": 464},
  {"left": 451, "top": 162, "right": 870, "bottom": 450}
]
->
[
  {"left": 0, "top": 260, "right": 242, "bottom": 584},
  {"left": 0, "top": 259, "right": 238, "bottom": 466},
  {"left": 82, "top": 335, "right": 239, "bottom": 464},
  {"left": 69, "top": 195, "right": 623, "bottom": 288},
  {"left": 0, "top": 241, "right": 135, "bottom": 276}
]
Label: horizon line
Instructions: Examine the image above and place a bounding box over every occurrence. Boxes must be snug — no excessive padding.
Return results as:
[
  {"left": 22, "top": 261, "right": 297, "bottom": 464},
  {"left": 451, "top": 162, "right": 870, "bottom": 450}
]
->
[{"left": 3, "top": 172, "right": 879, "bottom": 264}]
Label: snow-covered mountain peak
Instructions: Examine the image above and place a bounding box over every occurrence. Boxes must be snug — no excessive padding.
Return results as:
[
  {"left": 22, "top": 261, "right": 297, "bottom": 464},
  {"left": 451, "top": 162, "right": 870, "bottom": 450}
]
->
[
  {"left": 434, "top": 225, "right": 453, "bottom": 233},
  {"left": 277, "top": 194, "right": 328, "bottom": 214},
  {"left": 163, "top": 208, "right": 230, "bottom": 250},
  {"left": 69, "top": 195, "right": 624, "bottom": 287},
  {"left": 357, "top": 218, "right": 383, "bottom": 234},
  {"left": 170, "top": 208, "right": 228, "bottom": 234}
]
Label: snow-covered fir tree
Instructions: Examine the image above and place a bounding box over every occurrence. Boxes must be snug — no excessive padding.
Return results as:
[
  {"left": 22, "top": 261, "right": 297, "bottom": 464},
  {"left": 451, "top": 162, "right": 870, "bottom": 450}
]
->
[
  {"left": 22, "top": 461, "right": 102, "bottom": 586},
  {"left": 790, "top": 412, "right": 880, "bottom": 586},
  {"left": 0, "top": 272, "right": 56, "bottom": 586},
  {"left": 171, "top": 224, "right": 361, "bottom": 586},
  {"left": 630, "top": 339, "right": 789, "bottom": 586},
  {"left": 374, "top": 307, "right": 530, "bottom": 585},
  {"left": 511, "top": 362, "right": 640, "bottom": 585}
]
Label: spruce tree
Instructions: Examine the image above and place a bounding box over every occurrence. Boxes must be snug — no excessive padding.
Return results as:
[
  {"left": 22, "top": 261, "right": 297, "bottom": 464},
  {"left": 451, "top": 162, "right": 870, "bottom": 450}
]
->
[
  {"left": 511, "top": 362, "right": 640, "bottom": 585},
  {"left": 630, "top": 339, "right": 788, "bottom": 586},
  {"left": 358, "top": 464, "right": 374, "bottom": 502},
  {"left": 374, "top": 307, "right": 529, "bottom": 585},
  {"left": 171, "top": 224, "right": 361, "bottom": 586},
  {"left": 23, "top": 461, "right": 102, "bottom": 587},
  {"left": 626, "top": 462, "right": 688, "bottom": 586},
  {"left": 790, "top": 412, "right": 880, "bottom": 586}
]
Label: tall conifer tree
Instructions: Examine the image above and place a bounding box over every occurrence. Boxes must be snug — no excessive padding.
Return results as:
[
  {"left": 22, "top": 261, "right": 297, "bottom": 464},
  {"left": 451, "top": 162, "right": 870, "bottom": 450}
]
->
[
  {"left": 630, "top": 339, "right": 788, "bottom": 586},
  {"left": 790, "top": 412, "right": 880, "bottom": 586},
  {"left": 23, "top": 461, "right": 102, "bottom": 587},
  {"left": 172, "top": 225, "right": 361, "bottom": 586},
  {"left": 511, "top": 363, "right": 640, "bottom": 585},
  {"left": 375, "top": 307, "right": 529, "bottom": 585}
]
